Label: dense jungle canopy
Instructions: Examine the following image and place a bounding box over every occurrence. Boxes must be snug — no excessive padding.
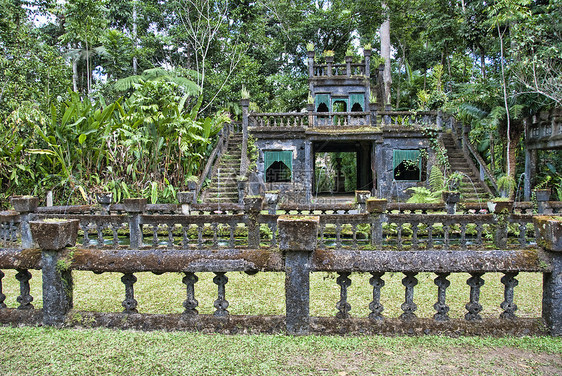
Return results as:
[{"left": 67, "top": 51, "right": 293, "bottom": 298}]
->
[{"left": 0, "top": 0, "right": 561, "bottom": 205}]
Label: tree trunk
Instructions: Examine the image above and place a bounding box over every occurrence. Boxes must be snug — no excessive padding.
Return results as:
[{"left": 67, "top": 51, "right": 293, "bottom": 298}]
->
[
  {"left": 132, "top": 0, "right": 138, "bottom": 75},
  {"left": 72, "top": 57, "right": 78, "bottom": 93},
  {"left": 380, "top": 2, "right": 391, "bottom": 107}
]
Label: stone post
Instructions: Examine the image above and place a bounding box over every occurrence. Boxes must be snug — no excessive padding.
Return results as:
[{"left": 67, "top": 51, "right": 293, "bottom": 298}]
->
[
  {"left": 30, "top": 219, "right": 79, "bottom": 326},
  {"left": 307, "top": 50, "right": 315, "bottom": 78},
  {"left": 123, "top": 198, "right": 146, "bottom": 249},
  {"left": 240, "top": 98, "right": 250, "bottom": 179},
  {"left": 244, "top": 196, "right": 263, "bottom": 248},
  {"left": 96, "top": 192, "right": 113, "bottom": 215},
  {"left": 278, "top": 215, "right": 319, "bottom": 335},
  {"left": 325, "top": 55, "right": 334, "bottom": 77},
  {"left": 10, "top": 196, "right": 39, "bottom": 249},
  {"left": 534, "top": 216, "right": 562, "bottom": 336},
  {"left": 367, "top": 198, "right": 387, "bottom": 248},
  {"left": 493, "top": 213, "right": 509, "bottom": 249},
  {"left": 237, "top": 179, "right": 247, "bottom": 205}
]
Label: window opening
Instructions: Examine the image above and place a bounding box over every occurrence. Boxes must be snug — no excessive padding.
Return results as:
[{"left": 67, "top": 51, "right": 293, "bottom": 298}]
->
[
  {"left": 393, "top": 149, "right": 422, "bottom": 181},
  {"left": 264, "top": 151, "right": 293, "bottom": 183}
]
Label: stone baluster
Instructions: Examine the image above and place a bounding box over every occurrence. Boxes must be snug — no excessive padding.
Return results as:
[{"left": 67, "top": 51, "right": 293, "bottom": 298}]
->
[
  {"left": 400, "top": 272, "right": 418, "bottom": 321},
  {"left": 213, "top": 272, "right": 229, "bottom": 317},
  {"left": 335, "top": 272, "right": 352, "bottom": 319},
  {"left": 433, "top": 273, "right": 450, "bottom": 321},
  {"left": 369, "top": 272, "right": 385, "bottom": 320},
  {"left": 500, "top": 272, "right": 518, "bottom": 319},
  {"left": 465, "top": 272, "right": 484, "bottom": 321},
  {"left": 121, "top": 273, "right": 138, "bottom": 313},
  {"left": 182, "top": 272, "right": 199, "bottom": 315},
  {"left": 15, "top": 269, "right": 34, "bottom": 310}
]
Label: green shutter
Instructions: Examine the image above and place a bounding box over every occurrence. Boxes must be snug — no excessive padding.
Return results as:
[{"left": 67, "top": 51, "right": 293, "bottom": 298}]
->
[
  {"left": 264, "top": 151, "right": 293, "bottom": 174},
  {"left": 392, "top": 150, "right": 421, "bottom": 170},
  {"left": 315, "top": 94, "right": 330, "bottom": 111},
  {"left": 349, "top": 93, "right": 365, "bottom": 111}
]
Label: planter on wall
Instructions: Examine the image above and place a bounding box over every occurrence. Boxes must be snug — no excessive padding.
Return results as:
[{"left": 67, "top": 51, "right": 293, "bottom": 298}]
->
[
  {"left": 11, "top": 196, "right": 39, "bottom": 213},
  {"left": 123, "top": 198, "right": 147, "bottom": 213},
  {"left": 488, "top": 200, "right": 514, "bottom": 214},
  {"left": 534, "top": 189, "right": 551, "bottom": 202},
  {"left": 30, "top": 219, "right": 80, "bottom": 251},
  {"left": 366, "top": 198, "right": 388, "bottom": 214}
]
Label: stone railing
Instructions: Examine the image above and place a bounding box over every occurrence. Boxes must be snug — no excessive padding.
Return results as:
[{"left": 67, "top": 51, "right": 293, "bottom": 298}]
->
[
  {"left": 2, "top": 196, "right": 562, "bottom": 335},
  {"left": 313, "top": 63, "right": 366, "bottom": 77},
  {"left": 378, "top": 110, "right": 442, "bottom": 128},
  {"left": 526, "top": 108, "right": 562, "bottom": 148},
  {"left": 248, "top": 113, "right": 309, "bottom": 128},
  {"left": 312, "top": 112, "right": 371, "bottom": 127}
]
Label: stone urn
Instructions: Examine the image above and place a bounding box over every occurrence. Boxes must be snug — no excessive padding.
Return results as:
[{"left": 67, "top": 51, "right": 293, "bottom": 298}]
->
[
  {"left": 96, "top": 192, "right": 113, "bottom": 205},
  {"left": 278, "top": 215, "right": 320, "bottom": 252},
  {"left": 11, "top": 196, "right": 39, "bottom": 213},
  {"left": 442, "top": 191, "right": 461, "bottom": 205},
  {"left": 366, "top": 198, "right": 388, "bottom": 214},
  {"left": 30, "top": 219, "right": 80, "bottom": 251},
  {"left": 123, "top": 198, "right": 147, "bottom": 213},
  {"left": 534, "top": 189, "right": 551, "bottom": 202},
  {"left": 534, "top": 216, "right": 562, "bottom": 252}
]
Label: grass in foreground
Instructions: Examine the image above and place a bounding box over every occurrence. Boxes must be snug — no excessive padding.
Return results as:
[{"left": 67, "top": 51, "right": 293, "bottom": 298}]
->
[{"left": 1, "top": 327, "right": 561, "bottom": 376}]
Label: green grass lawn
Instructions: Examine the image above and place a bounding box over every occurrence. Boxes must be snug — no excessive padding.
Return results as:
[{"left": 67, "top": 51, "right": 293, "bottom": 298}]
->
[{"left": 1, "top": 270, "right": 560, "bottom": 375}]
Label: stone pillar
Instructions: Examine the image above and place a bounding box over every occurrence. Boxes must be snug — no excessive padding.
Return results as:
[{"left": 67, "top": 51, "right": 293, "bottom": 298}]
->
[
  {"left": 325, "top": 55, "right": 334, "bottom": 77},
  {"left": 240, "top": 98, "right": 250, "bottom": 178},
  {"left": 367, "top": 199, "right": 387, "bottom": 248},
  {"left": 29, "top": 219, "right": 79, "bottom": 326},
  {"left": 123, "top": 198, "right": 146, "bottom": 249},
  {"left": 534, "top": 217, "right": 562, "bottom": 336},
  {"left": 493, "top": 214, "right": 509, "bottom": 249},
  {"left": 278, "top": 215, "right": 319, "bottom": 335},
  {"left": 244, "top": 196, "right": 263, "bottom": 248},
  {"left": 10, "top": 196, "right": 39, "bottom": 249},
  {"left": 304, "top": 140, "right": 313, "bottom": 203}
]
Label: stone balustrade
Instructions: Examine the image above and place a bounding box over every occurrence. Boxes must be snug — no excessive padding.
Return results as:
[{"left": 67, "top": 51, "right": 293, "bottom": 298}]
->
[{"left": 1, "top": 196, "right": 562, "bottom": 335}]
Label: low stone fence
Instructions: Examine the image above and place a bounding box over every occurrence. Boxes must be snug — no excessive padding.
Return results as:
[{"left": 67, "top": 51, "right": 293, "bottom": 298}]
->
[{"left": 1, "top": 196, "right": 562, "bottom": 335}]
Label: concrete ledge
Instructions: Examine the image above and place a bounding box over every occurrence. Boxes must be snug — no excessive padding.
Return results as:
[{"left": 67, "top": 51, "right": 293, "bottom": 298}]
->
[{"left": 0, "top": 310, "right": 547, "bottom": 336}]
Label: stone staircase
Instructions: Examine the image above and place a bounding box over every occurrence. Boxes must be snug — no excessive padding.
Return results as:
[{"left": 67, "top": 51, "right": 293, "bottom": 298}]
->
[
  {"left": 441, "top": 133, "right": 491, "bottom": 202},
  {"left": 203, "top": 133, "right": 243, "bottom": 203}
]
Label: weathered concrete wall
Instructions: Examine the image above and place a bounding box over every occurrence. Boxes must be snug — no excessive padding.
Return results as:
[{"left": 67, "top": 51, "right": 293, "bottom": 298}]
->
[{"left": 374, "top": 131, "right": 434, "bottom": 200}]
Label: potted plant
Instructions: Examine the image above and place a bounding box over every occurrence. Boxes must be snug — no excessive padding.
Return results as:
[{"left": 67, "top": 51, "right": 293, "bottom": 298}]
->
[
  {"left": 324, "top": 50, "right": 335, "bottom": 63},
  {"left": 29, "top": 218, "right": 80, "bottom": 251},
  {"left": 534, "top": 216, "right": 562, "bottom": 252},
  {"left": 11, "top": 196, "right": 39, "bottom": 212}
]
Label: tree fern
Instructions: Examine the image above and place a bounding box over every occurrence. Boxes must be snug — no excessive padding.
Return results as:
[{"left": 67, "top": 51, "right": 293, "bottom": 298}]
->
[{"left": 429, "top": 165, "right": 444, "bottom": 192}]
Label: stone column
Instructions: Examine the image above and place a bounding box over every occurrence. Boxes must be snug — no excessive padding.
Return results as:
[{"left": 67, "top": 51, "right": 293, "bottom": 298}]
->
[
  {"left": 10, "top": 196, "right": 39, "bottom": 249},
  {"left": 278, "top": 215, "right": 319, "bottom": 335},
  {"left": 304, "top": 140, "right": 313, "bottom": 203},
  {"left": 367, "top": 199, "right": 387, "bottom": 248},
  {"left": 524, "top": 148, "right": 537, "bottom": 201},
  {"left": 124, "top": 198, "right": 146, "bottom": 249},
  {"left": 244, "top": 196, "right": 263, "bottom": 248},
  {"left": 535, "top": 217, "right": 562, "bottom": 336},
  {"left": 30, "top": 219, "right": 79, "bottom": 326}
]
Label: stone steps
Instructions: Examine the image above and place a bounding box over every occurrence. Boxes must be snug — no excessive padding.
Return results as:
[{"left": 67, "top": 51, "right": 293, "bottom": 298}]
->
[
  {"left": 201, "top": 132, "right": 245, "bottom": 203},
  {"left": 442, "top": 133, "right": 491, "bottom": 202}
]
